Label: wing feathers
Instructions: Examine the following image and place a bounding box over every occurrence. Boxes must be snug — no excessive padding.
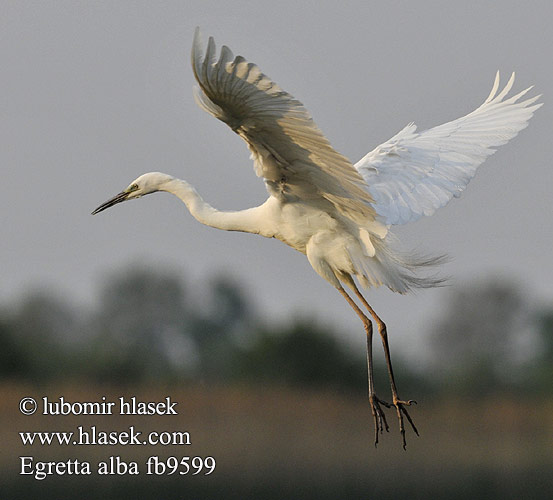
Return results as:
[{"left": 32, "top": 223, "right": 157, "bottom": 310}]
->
[
  {"left": 192, "top": 28, "right": 384, "bottom": 233},
  {"left": 483, "top": 71, "right": 501, "bottom": 104},
  {"left": 356, "top": 73, "right": 542, "bottom": 225},
  {"left": 192, "top": 30, "right": 540, "bottom": 232}
]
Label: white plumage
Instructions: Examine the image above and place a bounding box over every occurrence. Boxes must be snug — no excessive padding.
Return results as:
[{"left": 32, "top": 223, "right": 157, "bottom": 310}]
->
[
  {"left": 93, "top": 29, "right": 541, "bottom": 448},
  {"left": 356, "top": 72, "right": 541, "bottom": 225}
]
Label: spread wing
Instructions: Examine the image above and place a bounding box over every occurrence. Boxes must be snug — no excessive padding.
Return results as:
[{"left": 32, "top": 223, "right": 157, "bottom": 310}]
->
[
  {"left": 355, "top": 73, "right": 542, "bottom": 225},
  {"left": 191, "top": 28, "right": 381, "bottom": 229}
]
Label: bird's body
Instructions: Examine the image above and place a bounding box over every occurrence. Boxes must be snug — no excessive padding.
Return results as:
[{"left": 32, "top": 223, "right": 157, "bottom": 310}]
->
[{"left": 93, "top": 29, "right": 541, "bottom": 448}]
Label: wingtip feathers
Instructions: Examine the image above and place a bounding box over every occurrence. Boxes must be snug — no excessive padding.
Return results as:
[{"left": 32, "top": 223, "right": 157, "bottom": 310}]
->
[
  {"left": 484, "top": 71, "right": 501, "bottom": 104},
  {"left": 482, "top": 71, "right": 542, "bottom": 112}
]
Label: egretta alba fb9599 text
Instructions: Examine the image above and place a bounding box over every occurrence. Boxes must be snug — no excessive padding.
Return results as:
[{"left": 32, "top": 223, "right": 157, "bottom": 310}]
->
[{"left": 93, "top": 28, "right": 541, "bottom": 448}]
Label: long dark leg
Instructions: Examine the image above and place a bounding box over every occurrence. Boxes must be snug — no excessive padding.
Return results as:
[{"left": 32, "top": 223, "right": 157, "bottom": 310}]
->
[
  {"left": 337, "top": 286, "right": 390, "bottom": 446},
  {"left": 350, "top": 281, "right": 419, "bottom": 449}
]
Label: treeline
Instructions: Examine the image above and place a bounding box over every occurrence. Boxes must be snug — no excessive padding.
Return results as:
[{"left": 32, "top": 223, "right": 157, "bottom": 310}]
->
[{"left": 1, "top": 264, "right": 551, "bottom": 397}]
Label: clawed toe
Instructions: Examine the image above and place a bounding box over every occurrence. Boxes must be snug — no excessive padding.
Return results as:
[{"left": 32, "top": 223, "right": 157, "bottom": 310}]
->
[
  {"left": 395, "top": 398, "right": 417, "bottom": 407},
  {"left": 369, "top": 395, "right": 419, "bottom": 449},
  {"left": 393, "top": 399, "right": 419, "bottom": 449},
  {"left": 369, "top": 395, "right": 391, "bottom": 447}
]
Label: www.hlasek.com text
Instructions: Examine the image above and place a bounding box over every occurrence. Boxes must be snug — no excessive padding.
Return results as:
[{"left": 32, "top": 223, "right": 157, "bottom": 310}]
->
[{"left": 20, "top": 426, "right": 191, "bottom": 446}]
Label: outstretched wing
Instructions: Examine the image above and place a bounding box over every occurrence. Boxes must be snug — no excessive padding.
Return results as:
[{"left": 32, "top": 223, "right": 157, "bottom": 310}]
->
[
  {"left": 191, "top": 28, "right": 380, "bottom": 229},
  {"left": 355, "top": 73, "right": 542, "bottom": 225}
]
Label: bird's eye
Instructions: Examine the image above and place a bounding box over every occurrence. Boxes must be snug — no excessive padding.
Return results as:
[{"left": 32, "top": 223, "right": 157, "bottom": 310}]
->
[{"left": 128, "top": 183, "right": 139, "bottom": 192}]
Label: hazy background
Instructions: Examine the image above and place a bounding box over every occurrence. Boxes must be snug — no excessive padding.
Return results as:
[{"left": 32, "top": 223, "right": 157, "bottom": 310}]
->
[
  {"left": 2, "top": 0, "right": 552, "bottom": 358},
  {"left": 1, "top": 1, "right": 552, "bottom": 498}
]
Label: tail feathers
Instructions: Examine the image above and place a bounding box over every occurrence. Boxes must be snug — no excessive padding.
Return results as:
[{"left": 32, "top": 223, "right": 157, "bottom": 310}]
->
[
  {"left": 395, "top": 251, "right": 449, "bottom": 291},
  {"left": 354, "top": 238, "right": 448, "bottom": 293}
]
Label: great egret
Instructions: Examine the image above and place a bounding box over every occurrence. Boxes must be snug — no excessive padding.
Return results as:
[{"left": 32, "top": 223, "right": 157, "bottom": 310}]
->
[{"left": 93, "top": 28, "right": 541, "bottom": 448}]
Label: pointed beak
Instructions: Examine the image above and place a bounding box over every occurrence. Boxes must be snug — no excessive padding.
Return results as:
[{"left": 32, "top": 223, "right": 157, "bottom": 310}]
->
[{"left": 91, "top": 191, "right": 130, "bottom": 215}]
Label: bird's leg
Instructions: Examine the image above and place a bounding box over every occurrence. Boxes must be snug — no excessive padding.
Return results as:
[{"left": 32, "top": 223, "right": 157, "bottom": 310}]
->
[
  {"left": 350, "top": 282, "right": 418, "bottom": 449},
  {"left": 337, "top": 286, "right": 390, "bottom": 446}
]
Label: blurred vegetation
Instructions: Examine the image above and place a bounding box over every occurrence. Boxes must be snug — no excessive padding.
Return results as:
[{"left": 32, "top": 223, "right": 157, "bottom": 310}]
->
[
  {"left": 2, "top": 264, "right": 552, "bottom": 499},
  {"left": 1, "top": 263, "right": 551, "bottom": 398}
]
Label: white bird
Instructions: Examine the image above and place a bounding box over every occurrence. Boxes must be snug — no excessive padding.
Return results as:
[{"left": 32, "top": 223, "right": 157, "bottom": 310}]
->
[{"left": 92, "top": 28, "right": 541, "bottom": 448}]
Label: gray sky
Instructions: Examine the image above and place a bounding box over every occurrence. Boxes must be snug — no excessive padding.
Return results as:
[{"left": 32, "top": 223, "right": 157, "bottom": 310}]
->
[{"left": 2, "top": 0, "right": 552, "bottom": 360}]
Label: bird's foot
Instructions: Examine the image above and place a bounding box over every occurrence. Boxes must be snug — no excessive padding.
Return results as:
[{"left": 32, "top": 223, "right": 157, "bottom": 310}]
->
[
  {"left": 369, "top": 394, "right": 391, "bottom": 447},
  {"left": 391, "top": 397, "right": 419, "bottom": 450}
]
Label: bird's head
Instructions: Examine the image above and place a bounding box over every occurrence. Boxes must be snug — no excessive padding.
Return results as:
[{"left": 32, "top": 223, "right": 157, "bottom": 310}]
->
[{"left": 92, "top": 172, "right": 175, "bottom": 215}]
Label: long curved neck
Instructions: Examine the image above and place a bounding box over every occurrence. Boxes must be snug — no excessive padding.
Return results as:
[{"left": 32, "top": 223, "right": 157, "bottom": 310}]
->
[{"left": 160, "top": 177, "right": 268, "bottom": 234}]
